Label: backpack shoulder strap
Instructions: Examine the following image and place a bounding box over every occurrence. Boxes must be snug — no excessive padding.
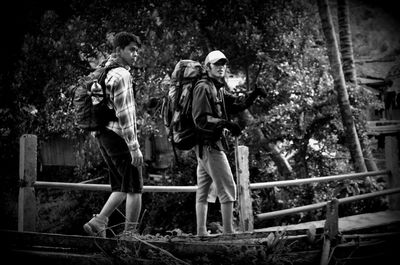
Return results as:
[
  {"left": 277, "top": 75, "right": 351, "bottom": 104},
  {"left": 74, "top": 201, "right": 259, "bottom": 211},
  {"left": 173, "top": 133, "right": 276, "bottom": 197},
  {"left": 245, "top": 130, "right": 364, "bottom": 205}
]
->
[
  {"left": 193, "top": 78, "right": 213, "bottom": 97},
  {"left": 100, "top": 64, "right": 123, "bottom": 82},
  {"left": 99, "top": 64, "right": 124, "bottom": 95},
  {"left": 195, "top": 78, "right": 216, "bottom": 100},
  {"left": 194, "top": 78, "right": 225, "bottom": 117},
  {"left": 195, "top": 76, "right": 212, "bottom": 87}
]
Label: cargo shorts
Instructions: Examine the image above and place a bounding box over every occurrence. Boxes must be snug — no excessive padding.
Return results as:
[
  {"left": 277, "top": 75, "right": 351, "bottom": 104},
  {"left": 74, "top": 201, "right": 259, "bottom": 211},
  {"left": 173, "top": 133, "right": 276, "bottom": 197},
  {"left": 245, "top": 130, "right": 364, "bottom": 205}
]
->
[{"left": 194, "top": 145, "right": 237, "bottom": 204}]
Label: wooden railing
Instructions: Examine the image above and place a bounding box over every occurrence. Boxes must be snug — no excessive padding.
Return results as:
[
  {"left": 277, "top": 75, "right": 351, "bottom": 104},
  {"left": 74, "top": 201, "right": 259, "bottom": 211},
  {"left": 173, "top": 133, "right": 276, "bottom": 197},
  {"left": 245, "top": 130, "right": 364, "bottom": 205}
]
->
[
  {"left": 366, "top": 120, "right": 400, "bottom": 135},
  {"left": 18, "top": 133, "right": 400, "bottom": 233}
]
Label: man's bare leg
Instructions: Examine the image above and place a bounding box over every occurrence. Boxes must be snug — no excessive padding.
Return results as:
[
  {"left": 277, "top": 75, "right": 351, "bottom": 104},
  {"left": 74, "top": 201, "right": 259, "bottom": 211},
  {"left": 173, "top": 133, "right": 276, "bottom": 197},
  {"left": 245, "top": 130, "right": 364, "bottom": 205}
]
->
[
  {"left": 196, "top": 202, "right": 209, "bottom": 236},
  {"left": 125, "top": 192, "right": 142, "bottom": 232},
  {"left": 221, "top": 201, "right": 234, "bottom": 234}
]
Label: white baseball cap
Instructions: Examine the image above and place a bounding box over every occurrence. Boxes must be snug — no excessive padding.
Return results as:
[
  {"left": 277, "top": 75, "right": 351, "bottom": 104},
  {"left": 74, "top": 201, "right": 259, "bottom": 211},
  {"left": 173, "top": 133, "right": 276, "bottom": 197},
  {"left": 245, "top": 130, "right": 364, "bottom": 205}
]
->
[{"left": 204, "top": 50, "right": 228, "bottom": 65}]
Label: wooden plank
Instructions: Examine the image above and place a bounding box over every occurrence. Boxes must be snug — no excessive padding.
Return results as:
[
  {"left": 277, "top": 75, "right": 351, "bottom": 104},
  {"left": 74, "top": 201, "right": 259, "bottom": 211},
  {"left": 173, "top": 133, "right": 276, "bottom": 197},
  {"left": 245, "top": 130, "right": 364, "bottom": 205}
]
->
[
  {"left": 18, "top": 134, "right": 37, "bottom": 232},
  {"left": 1, "top": 230, "right": 324, "bottom": 265},
  {"left": 367, "top": 120, "right": 400, "bottom": 126},
  {"left": 366, "top": 125, "right": 400, "bottom": 135},
  {"left": 1, "top": 230, "right": 266, "bottom": 255},
  {"left": 324, "top": 199, "right": 339, "bottom": 240},
  {"left": 3, "top": 226, "right": 399, "bottom": 265},
  {"left": 320, "top": 199, "right": 339, "bottom": 265},
  {"left": 366, "top": 120, "right": 400, "bottom": 135},
  {"left": 255, "top": 210, "right": 400, "bottom": 234},
  {"left": 385, "top": 135, "right": 400, "bottom": 210},
  {"left": 237, "top": 145, "right": 254, "bottom": 232}
]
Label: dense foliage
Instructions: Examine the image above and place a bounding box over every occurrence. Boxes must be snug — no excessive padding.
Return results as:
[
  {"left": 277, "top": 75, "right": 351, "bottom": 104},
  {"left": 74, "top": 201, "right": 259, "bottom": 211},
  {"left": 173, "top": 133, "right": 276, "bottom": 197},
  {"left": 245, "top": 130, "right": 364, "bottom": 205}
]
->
[{"left": 0, "top": 0, "right": 388, "bottom": 235}]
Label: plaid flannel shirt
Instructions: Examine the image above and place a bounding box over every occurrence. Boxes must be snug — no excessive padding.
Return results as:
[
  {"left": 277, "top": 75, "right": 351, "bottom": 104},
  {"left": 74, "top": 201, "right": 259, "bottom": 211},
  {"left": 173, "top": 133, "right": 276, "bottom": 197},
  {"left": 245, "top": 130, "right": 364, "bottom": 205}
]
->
[{"left": 104, "top": 64, "right": 139, "bottom": 151}]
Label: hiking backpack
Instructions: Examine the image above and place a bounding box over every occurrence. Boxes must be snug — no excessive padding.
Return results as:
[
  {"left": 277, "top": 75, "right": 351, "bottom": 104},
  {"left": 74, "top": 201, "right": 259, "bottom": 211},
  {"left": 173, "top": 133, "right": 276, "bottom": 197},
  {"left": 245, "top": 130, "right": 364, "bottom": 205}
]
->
[
  {"left": 71, "top": 64, "right": 120, "bottom": 131},
  {"left": 162, "top": 59, "right": 205, "bottom": 150}
]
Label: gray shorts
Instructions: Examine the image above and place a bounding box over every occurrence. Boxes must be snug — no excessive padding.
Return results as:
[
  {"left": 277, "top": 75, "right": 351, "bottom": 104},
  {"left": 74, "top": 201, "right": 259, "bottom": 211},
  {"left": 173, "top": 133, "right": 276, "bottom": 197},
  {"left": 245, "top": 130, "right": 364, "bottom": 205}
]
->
[{"left": 195, "top": 145, "right": 237, "bottom": 204}]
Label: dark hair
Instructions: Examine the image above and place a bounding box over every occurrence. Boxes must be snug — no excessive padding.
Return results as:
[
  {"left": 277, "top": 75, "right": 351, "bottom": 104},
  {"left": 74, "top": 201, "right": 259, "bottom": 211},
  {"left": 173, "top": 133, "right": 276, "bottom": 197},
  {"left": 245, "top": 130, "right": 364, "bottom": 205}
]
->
[{"left": 113, "top": 31, "right": 141, "bottom": 49}]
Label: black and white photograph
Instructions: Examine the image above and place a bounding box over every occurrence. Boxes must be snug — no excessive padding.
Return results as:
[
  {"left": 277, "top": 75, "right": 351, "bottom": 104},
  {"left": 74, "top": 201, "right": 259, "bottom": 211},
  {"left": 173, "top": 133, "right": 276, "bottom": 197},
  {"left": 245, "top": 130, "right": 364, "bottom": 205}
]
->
[{"left": 1, "top": 0, "right": 399, "bottom": 264}]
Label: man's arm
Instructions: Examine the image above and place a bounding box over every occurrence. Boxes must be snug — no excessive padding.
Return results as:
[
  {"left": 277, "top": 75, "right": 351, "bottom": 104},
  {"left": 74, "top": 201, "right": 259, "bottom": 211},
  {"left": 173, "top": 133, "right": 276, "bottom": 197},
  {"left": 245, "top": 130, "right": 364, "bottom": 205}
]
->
[{"left": 224, "top": 85, "right": 267, "bottom": 114}]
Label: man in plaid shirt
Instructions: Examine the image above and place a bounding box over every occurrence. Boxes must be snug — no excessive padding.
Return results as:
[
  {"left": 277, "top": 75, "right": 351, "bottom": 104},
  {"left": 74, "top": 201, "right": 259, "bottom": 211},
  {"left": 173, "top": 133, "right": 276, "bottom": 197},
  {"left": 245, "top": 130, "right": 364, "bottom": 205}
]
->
[{"left": 83, "top": 31, "right": 143, "bottom": 238}]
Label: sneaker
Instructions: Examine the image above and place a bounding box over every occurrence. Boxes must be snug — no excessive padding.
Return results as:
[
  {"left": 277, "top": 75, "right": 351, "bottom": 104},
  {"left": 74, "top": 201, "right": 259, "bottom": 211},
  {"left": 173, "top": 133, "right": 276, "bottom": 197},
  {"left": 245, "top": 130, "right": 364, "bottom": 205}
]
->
[{"left": 83, "top": 214, "right": 108, "bottom": 238}]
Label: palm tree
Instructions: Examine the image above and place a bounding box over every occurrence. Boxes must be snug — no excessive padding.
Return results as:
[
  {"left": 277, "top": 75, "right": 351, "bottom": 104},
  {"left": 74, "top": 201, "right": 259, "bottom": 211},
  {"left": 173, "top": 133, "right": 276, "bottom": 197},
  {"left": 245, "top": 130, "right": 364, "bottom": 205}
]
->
[
  {"left": 337, "top": 0, "right": 378, "bottom": 171},
  {"left": 317, "top": 0, "right": 367, "bottom": 172}
]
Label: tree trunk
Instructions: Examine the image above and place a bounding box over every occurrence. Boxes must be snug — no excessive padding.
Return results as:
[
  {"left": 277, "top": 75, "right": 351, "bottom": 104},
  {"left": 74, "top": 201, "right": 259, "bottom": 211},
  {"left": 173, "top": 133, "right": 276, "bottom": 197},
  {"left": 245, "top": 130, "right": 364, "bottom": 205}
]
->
[
  {"left": 317, "top": 0, "right": 367, "bottom": 172},
  {"left": 239, "top": 110, "right": 292, "bottom": 178},
  {"left": 337, "top": 0, "right": 357, "bottom": 83},
  {"left": 337, "top": 0, "right": 378, "bottom": 171}
]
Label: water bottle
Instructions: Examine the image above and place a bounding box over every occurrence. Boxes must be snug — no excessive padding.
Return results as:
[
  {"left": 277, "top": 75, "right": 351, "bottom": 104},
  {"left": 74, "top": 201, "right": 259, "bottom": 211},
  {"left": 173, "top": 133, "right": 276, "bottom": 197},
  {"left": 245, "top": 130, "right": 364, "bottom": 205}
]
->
[{"left": 90, "top": 79, "right": 102, "bottom": 105}]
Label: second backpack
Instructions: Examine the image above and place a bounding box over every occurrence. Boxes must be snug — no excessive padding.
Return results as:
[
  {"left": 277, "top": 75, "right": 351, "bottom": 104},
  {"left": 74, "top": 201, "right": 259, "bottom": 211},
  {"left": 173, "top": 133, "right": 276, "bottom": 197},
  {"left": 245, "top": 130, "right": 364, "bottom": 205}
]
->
[{"left": 162, "top": 60, "right": 205, "bottom": 150}]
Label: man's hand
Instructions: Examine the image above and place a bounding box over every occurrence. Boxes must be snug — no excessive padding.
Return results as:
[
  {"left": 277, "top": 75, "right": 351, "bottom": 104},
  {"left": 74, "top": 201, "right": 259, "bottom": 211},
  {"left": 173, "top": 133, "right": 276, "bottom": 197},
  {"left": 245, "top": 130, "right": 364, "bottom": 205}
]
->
[
  {"left": 224, "top": 121, "right": 242, "bottom": 136},
  {"left": 131, "top": 149, "right": 143, "bottom": 166}
]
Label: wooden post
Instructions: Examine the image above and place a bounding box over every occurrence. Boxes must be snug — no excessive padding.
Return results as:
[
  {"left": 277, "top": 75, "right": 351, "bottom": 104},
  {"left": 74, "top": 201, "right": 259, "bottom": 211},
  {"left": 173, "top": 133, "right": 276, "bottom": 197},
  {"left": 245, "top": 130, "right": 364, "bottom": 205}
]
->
[
  {"left": 385, "top": 134, "right": 400, "bottom": 210},
  {"left": 236, "top": 145, "right": 254, "bottom": 232},
  {"left": 18, "top": 134, "right": 37, "bottom": 232},
  {"left": 320, "top": 198, "right": 339, "bottom": 265}
]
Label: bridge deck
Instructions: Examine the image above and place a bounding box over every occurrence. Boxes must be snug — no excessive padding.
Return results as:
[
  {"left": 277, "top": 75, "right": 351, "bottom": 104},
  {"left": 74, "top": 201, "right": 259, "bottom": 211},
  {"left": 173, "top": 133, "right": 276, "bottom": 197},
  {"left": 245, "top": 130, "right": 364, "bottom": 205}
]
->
[
  {"left": 2, "top": 210, "right": 400, "bottom": 265},
  {"left": 255, "top": 210, "right": 400, "bottom": 233}
]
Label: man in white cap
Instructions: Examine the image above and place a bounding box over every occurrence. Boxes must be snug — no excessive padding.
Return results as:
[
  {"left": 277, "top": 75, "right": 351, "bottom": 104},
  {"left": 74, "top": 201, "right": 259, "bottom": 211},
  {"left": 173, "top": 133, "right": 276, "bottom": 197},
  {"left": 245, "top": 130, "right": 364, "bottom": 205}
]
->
[{"left": 191, "top": 50, "right": 266, "bottom": 236}]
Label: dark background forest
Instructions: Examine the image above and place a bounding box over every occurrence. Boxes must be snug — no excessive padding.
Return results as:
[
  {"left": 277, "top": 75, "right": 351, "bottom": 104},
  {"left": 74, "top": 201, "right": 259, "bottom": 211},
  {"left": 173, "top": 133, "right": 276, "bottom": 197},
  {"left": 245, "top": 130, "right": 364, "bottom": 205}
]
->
[{"left": 0, "top": 0, "right": 399, "bottom": 236}]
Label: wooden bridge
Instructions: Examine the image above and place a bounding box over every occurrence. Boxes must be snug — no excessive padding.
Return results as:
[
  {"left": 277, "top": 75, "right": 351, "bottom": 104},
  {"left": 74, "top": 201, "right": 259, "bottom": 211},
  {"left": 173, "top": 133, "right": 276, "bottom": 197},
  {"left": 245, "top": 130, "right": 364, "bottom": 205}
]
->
[{"left": 3, "top": 120, "right": 400, "bottom": 264}]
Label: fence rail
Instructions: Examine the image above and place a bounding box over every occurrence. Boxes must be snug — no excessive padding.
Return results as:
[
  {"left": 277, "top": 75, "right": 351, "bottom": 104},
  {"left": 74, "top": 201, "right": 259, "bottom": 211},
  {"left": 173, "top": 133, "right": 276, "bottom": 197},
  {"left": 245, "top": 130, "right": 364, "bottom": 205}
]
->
[
  {"left": 34, "top": 169, "right": 391, "bottom": 192},
  {"left": 256, "top": 187, "right": 400, "bottom": 220},
  {"left": 249, "top": 170, "right": 390, "bottom": 189},
  {"left": 18, "top": 133, "right": 400, "bottom": 233},
  {"left": 366, "top": 120, "right": 400, "bottom": 135},
  {"left": 34, "top": 181, "right": 197, "bottom": 193}
]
